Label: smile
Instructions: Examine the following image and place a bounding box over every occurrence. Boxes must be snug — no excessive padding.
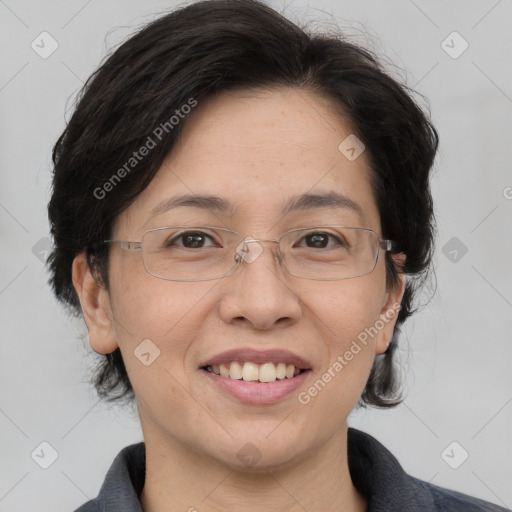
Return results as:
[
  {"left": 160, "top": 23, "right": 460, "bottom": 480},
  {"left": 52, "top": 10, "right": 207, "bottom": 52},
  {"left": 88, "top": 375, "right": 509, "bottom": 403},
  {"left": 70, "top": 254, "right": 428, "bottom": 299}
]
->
[{"left": 203, "top": 361, "right": 307, "bottom": 383}]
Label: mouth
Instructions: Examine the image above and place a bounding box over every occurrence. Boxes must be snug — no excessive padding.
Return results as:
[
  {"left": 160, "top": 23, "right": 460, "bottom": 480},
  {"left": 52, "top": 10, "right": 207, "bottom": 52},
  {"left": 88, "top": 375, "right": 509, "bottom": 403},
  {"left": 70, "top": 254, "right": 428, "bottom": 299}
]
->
[
  {"left": 198, "top": 348, "right": 312, "bottom": 404},
  {"left": 198, "top": 348, "right": 312, "bottom": 383},
  {"left": 201, "top": 362, "right": 309, "bottom": 383}
]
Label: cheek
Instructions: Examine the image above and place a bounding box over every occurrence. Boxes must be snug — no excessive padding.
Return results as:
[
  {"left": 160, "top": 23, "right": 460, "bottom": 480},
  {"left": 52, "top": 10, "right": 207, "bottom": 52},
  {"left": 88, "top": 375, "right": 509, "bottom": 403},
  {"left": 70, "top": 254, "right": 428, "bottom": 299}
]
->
[
  {"left": 303, "top": 270, "right": 385, "bottom": 339},
  {"left": 108, "top": 255, "right": 208, "bottom": 362},
  {"left": 107, "top": 270, "right": 222, "bottom": 440},
  {"left": 296, "top": 300, "right": 381, "bottom": 430},
  {"left": 297, "top": 275, "right": 384, "bottom": 396},
  {"left": 108, "top": 276, "right": 211, "bottom": 419}
]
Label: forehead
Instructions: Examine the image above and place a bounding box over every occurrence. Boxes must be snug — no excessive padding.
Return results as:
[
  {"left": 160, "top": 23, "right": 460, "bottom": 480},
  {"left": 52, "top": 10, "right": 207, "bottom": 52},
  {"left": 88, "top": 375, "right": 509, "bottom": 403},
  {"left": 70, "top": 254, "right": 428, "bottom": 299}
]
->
[{"left": 115, "top": 87, "right": 380, "bottom": 235}]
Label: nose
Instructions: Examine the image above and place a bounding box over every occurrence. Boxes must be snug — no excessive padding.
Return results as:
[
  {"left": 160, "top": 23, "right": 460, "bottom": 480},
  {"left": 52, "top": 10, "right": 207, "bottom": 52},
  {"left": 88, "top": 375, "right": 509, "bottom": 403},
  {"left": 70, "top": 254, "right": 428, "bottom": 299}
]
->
[{"left": 218, "top": 238, "right": 302, "bottom": 330}]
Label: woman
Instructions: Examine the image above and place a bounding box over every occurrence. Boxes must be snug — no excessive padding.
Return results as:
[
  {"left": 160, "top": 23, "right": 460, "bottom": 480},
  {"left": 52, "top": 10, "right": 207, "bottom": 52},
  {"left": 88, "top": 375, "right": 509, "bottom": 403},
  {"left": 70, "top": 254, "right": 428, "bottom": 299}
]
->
[{"left": 47, "top": 0, "right": 509, "bottom": 510}]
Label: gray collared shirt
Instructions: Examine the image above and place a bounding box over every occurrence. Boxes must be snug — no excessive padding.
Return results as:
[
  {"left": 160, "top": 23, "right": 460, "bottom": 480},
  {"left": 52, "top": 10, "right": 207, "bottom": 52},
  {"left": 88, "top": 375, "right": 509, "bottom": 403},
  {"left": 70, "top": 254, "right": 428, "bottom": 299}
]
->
[{"left": 74, "top": 428, "right": 510, "bottom": 511}]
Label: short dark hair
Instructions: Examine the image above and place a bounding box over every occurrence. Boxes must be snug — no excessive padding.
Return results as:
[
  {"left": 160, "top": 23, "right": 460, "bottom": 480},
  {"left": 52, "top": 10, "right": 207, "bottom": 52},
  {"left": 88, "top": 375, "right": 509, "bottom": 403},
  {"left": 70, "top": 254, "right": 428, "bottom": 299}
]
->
[{"left": 48, "top": 0, "right": 438, "bottom": 408}]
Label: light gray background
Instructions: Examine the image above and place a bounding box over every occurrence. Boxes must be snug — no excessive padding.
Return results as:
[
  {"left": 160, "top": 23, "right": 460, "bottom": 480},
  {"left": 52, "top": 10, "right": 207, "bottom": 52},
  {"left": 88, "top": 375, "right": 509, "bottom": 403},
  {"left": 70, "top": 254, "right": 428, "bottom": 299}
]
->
[{"left": 1, "top": 0, "right": 511, "bottom": 511}]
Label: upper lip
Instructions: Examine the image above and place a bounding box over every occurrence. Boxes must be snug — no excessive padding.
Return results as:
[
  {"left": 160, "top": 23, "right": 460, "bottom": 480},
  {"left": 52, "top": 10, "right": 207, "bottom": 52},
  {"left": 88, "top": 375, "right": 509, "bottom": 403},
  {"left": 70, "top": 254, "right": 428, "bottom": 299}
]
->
[{"left": 199, "top": 348, "right": 312, "bottom": 370}]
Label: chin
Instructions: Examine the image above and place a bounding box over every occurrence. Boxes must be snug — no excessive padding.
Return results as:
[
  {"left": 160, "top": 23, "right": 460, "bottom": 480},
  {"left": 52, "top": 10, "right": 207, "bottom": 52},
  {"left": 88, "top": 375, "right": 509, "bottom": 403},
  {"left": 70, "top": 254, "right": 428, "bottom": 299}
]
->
[{"left": 207, "top": 433, "right": 307, "bottom": 473}]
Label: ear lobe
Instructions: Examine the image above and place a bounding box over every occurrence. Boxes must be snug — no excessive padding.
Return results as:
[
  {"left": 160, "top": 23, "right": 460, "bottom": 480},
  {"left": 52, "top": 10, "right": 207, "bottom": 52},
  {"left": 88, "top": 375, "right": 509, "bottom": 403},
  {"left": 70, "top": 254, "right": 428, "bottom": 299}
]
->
[
  {"left": 375, "top": 253, "right": 406, "bottom": 355},
  {"left": 72, "top": 252, "right": 119, "bottom": 354}
]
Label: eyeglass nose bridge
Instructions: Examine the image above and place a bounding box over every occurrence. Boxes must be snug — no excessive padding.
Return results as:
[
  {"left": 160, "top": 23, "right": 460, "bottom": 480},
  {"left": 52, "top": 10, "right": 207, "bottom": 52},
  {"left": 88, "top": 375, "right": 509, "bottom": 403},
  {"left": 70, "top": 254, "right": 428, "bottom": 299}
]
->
[{"left": 234, "top": 236, "right": 283, "bottom": 265}]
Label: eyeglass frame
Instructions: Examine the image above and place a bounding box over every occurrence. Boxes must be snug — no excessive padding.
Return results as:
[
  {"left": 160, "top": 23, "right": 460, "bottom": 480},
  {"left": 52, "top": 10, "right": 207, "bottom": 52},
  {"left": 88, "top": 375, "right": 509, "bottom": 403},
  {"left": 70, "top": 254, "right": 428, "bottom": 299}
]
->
[{"left": 104, "top": 225, "right": 398, "bottom": 282}]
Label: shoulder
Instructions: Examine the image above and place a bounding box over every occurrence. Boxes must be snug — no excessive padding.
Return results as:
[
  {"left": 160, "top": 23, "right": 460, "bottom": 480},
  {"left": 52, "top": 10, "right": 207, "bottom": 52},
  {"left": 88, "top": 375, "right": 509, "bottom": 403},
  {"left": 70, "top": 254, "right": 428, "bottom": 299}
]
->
[
  {"left": 71, "top": 442, "right": 146, "bottom": 512},
  {"left": 412, "top": 476, "right": 510, "bottom": 511},
  {"left": 347, "top": 428, "right": 510, "bottom": 511},
  {"left": 73, "top": 501, "right": 99, "bottom": 512}
]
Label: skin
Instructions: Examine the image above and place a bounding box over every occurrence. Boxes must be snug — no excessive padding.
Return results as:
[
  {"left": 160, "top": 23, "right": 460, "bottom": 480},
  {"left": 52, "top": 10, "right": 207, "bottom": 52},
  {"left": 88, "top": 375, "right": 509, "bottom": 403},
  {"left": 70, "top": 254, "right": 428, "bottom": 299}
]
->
[{"left": 73, "top": 86, "right": 406, "bottom": 512}]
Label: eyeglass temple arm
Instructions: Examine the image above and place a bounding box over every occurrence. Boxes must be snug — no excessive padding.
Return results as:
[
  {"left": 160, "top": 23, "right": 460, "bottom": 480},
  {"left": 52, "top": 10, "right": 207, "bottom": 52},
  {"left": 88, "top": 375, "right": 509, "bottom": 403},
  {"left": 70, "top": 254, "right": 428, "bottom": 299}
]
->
[
  {"left": 104, "top": 240, "right": 142, "bottom": 251},
  {"left": 379, "top": 239, "right": 398, "bottom": 252}
]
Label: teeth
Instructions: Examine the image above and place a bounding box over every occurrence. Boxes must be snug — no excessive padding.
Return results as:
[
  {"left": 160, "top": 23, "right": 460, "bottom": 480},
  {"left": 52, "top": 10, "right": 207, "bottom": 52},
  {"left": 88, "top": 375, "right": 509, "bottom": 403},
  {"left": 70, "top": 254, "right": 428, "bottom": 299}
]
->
[
  {"left": 276, "top": 362, "right": 287, "bottom": 379},
  {"left": 259, "top": 362, "right": 276, "bottom": 382},
  {"left": 219, "top": 364, "right": 229, "bottom": 377},
  {"left": 207, "top": 361, "right": 304, "bottom": 382},
  {"left": 229, "top": 361, "right": 243, "bottom": 380},
  {"left": 242, "top": 362, "right": 259, "bottom": 381}
]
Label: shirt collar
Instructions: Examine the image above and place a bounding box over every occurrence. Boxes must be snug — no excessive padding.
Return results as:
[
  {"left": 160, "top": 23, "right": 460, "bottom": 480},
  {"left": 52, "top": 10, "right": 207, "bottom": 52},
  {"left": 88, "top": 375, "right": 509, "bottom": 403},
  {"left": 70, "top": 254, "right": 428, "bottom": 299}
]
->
[
  {"left": 347, "top": 427, "right": 433, "bottom": 509},
  {"left": 92, "top": 428, "right": 432, "bottom": 511}
]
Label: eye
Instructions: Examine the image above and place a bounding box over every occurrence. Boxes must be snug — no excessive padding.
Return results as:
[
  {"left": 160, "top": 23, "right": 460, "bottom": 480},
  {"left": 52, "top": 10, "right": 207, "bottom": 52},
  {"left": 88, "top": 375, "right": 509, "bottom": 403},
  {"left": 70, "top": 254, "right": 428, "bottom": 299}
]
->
[
  {"left": 294, "top": 231, "right": 348, "bottom": 249},
  {"left": 165, "top": 230, "right": 220, "bottom": 249}
]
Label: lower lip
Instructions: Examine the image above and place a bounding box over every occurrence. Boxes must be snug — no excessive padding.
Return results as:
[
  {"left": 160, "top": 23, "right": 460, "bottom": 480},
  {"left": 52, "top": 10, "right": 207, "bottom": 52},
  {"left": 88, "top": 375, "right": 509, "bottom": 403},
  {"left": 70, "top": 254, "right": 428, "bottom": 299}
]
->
[{"left": 200, "top": 368, "right": 311, "bottom": 404}]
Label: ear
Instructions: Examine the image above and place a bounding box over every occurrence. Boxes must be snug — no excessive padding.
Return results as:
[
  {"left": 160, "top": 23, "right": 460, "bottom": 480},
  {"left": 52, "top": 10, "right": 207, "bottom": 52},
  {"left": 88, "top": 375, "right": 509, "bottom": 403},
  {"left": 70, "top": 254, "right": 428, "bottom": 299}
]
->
[
  {"left": 375, "top": 253, "right": 406, "bottom": 355},
  {"left": 72, "top": 251, "right": 119, "bottom": 354}
]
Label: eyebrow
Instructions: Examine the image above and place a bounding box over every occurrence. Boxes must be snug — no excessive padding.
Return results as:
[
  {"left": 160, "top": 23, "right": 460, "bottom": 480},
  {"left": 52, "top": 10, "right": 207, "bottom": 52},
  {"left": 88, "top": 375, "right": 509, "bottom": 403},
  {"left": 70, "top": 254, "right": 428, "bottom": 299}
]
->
[{"left": 146, "top": 191, "right": 364, "bottom": 223}]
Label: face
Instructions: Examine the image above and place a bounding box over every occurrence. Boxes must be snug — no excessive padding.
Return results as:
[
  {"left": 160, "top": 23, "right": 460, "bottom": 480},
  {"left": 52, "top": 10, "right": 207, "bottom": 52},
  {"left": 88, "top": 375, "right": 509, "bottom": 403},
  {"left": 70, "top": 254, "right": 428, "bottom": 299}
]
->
[{"left": 74, "top": 87, "right": 405, "bottom": 471}]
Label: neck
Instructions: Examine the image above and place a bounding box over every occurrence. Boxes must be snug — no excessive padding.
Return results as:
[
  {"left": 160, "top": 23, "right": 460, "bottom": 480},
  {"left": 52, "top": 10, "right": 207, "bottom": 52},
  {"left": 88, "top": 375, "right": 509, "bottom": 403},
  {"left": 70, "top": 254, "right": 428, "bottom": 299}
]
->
[{"left": 139, "top": 423, "right": 367, "bottom": 512}]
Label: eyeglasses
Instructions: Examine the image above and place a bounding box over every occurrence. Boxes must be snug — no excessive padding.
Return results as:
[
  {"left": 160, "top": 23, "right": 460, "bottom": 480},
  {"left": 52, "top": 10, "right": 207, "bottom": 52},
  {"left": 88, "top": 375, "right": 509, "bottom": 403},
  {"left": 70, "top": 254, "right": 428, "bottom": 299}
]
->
[{"left": 104, "top": 225, "right": 397, "bottom": 282}]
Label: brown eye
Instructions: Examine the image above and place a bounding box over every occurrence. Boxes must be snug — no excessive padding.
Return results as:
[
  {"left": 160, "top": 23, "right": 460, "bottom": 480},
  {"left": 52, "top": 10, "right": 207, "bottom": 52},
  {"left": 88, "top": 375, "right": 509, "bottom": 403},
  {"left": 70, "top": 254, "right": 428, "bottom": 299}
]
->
[
  {"left": 166, "top": 231, "right": 218, "bottom": 249},
  {"left": 295, "top": 232, "right": 347, "bottom": 249}
]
